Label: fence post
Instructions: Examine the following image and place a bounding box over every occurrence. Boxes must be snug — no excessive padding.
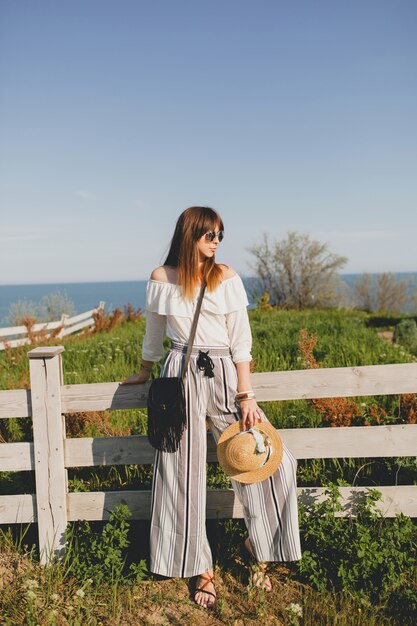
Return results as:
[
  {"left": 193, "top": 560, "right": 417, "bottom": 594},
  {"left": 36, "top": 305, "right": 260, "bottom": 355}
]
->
[
  {"left": 57, "top": 314, "right": 69, "bottom": 338},
  {"left": 28, "top": 346, "right": 67, "bottom": 564}
]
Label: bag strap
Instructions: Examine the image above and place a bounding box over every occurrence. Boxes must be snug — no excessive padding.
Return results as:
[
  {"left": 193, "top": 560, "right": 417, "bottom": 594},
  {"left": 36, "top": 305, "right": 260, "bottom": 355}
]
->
[{"left": 181, "top": 280, "right": 207, "bottom": 380}]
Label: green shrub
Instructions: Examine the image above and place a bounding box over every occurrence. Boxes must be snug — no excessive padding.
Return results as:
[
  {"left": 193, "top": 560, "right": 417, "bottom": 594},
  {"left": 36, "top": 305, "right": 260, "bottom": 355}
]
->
[
  {"left": 7, "top": 290, "right": 76, "bottom": 325},
  {"left": 64, "top": 504, "right": 147, "bottom": 585},
  {"left": 295, "top": 484, "right": 417, "bottom": 619},
  {"left": 393, "top": 319, "right": 417, "bottom": 354}
]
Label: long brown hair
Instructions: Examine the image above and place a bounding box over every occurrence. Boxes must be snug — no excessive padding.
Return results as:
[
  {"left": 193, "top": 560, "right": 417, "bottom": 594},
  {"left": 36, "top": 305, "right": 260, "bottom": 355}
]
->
[{"left": 164, "top": 206, "right": 225, "bottom": 300}]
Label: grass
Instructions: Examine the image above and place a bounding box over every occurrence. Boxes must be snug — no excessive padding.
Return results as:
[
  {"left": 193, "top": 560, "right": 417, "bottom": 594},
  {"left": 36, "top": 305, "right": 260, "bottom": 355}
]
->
[
  {"left": 1, "top": 306, "right": 416, "bottom": 624},
  {"left": 0, "top": 527, "right": 410, "bottom": 626}
]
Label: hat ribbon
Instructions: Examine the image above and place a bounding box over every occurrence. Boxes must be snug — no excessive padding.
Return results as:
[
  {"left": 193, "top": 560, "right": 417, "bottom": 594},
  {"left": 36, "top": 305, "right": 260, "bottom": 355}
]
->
[{"left": 235, "top": 427, "right": 272, "bottom": 468}]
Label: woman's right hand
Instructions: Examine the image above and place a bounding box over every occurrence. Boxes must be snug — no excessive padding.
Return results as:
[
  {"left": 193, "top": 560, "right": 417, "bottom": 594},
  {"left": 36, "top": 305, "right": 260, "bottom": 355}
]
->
[{"left": 119, "top": 371, "right": 151, "bottom": 385}]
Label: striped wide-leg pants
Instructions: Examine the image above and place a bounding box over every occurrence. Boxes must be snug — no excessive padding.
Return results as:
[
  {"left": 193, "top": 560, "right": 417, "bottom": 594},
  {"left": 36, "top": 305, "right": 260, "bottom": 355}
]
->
[{"left": 149, "top": 340, "right": 302, "bottom": 578}]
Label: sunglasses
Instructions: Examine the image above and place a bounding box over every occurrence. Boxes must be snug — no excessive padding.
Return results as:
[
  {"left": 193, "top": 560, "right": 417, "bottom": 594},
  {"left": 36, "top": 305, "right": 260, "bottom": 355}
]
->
[{"left": 204, "top": 230, "right": 224, "bottom": 242}]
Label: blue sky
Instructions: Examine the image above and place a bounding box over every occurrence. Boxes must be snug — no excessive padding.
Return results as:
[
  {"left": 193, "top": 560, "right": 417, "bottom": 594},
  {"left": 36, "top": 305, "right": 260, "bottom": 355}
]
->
[{"left": 1, "top": 0, "right": 416, "bottom": 285}]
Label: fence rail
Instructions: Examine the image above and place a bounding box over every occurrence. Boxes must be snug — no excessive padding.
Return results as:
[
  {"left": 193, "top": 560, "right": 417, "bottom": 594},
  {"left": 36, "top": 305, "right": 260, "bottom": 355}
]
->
[
  {"left": 0, "top": 346, "right": 416, "bottom": 563},
  {"left": 0, "top": 302, "right": 105, "bottom": 350}
]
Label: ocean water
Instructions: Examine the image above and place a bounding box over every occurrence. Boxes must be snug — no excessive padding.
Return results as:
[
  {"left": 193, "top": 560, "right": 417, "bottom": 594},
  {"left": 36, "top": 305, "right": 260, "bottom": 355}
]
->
[
  {"left": 0, "top": 280, "right": 149, "bottom": 326},
  {"left": 0, "top": 273, "right": 416, "bottom": 326}
]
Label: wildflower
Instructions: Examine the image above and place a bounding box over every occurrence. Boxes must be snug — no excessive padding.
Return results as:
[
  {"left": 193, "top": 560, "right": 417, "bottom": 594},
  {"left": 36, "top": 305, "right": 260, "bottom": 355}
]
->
[
  {"left": 75, "top": 588, "right": 86, "bottom": 598},
  {"left": 23, "top": 579, "right": 39, "bottom": 590},
  {"left": 286, "top": 602, "right": 303, "bottom": 618},
  {"left": 50, "top": 592, "right": 60, "bottom": 602},
  {"left": 26, "top": 590, "right": 37, "bottom": 600},
  {"left": 86, "top": 578, "right": 93, "bottom": 584}
]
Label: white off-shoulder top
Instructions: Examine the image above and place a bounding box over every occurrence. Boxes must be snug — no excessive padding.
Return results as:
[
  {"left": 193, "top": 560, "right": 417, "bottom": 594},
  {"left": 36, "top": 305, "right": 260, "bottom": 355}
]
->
[{"left": 141, "top": 273, "right": 253, "bottom": 364}]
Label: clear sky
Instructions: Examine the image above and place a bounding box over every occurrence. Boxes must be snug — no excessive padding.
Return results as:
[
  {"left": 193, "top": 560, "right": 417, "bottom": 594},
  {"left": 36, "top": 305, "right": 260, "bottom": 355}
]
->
[{"left": 1, "top": 0, "right": 416, "bottom": 285}]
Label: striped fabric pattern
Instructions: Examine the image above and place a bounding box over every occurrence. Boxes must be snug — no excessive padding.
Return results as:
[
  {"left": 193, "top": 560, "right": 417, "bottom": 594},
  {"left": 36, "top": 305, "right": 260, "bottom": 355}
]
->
[{"left": 149, "top": 342, "right": 302, "bottom": 578}]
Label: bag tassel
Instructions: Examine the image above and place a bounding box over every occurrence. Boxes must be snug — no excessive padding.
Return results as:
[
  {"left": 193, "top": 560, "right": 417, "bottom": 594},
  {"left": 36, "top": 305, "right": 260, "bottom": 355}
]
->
[{"left": 148, "top": 409, "right": 187, "bottom": 453}]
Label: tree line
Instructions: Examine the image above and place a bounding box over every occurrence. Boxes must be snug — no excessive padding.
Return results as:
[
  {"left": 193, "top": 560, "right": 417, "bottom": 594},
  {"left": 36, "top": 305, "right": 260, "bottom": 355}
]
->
[{"left": 248, "top": 231, "right": 416, "bottom": 313}]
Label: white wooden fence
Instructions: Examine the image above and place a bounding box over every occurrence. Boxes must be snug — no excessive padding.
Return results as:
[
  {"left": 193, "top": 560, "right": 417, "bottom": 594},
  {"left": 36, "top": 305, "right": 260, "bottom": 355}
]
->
[
  {"left": 0, "top": 346, "right": 416, "bottom": 564},
  {"left": 0, "top": 302, "right": 105, "bottom": 350}
]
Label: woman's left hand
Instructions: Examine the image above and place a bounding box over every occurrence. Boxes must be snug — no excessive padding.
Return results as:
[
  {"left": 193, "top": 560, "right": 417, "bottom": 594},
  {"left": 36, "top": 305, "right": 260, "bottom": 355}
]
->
[{"left": 239, "top": 398, "right": 264, "bottom": 430}]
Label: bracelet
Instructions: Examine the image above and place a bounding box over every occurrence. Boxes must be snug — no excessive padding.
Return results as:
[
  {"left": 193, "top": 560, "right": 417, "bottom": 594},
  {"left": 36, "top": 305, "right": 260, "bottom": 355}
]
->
[
  {"left": 236, "top": 389, "right": 254, "bottom": 395},
  {"left": 236, "top": 392, "right": 256, "bottom": 403},
  {"left": 140, "top": 363, "right": 153, "bottom": 372},
  {"left": 236, "top": 390, "right": 255, "bottom": 398}
]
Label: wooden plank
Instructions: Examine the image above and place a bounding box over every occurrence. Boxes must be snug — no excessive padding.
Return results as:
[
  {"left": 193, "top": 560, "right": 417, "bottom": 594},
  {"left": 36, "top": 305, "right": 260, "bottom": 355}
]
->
[
  {"left": 0, "top": 337, "right": 32, "bottom": 350},
  {"left": 0, "top": 389, "right": 31, "bottom": 419},
  {"left": 0, "top": 494, "right": 36, "bottom": 523},
  {"left": 297, "top": 486, "right": 417, "bottom": 517},
  {"left": 279, "top": 424, "right": 417, "bottom": 459},
  {"left": 1, "top": 424, "right": 413, "bottom": 473},
  {"left": 0, "top": 322, "right": 54, "bottom": 338},
  {"left": 60, "top": 318, "right": 94, "bottom": 336},
  {"left": 65, "top": 435, "right": 155, "bottom": 467},
  {"left": 250, "top": 363, "right": 417, "bottom": 400},
  {"left": 2, "top": 424, "right": 412, "bottom": 474},
  {"left": 68, "top": 490, "right": 151, "bottom": 521},
  {"left": 64, "top": 424, "right": 417, "bottom": 468},
  {"left": 27, "top": 346, "right": 65, "bottom": 359},
  {"left": 61, "top": 307, "right": 101, "bottom": 326},
  {"left": 0, "top": 320, "right": 97, "bottom": 348},
  {"left": 29, "top": 350, "right": 68, "bottom": 563},
  {"left": 61, "top": 381, "right": 151, "bottom": 412},
  {"left": 1, "top": 485, "right": 413, "bottom": 525},
  {"left": 59, "top": 363, "right": 417, "bottom": 413},
  {"left": 0, "top": 441, "right": 34, "bottom": 471},
  {"left": 0, "top": 306, "right": 103, "bottom": 338},
  {"left": 67, "top": 485, "right": 417, "bottom": 520}
]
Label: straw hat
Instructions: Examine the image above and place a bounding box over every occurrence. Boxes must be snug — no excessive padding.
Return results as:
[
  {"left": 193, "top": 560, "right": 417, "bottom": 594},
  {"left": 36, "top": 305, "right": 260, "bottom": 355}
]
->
[{"left": 217, "top": 421, "right": 283, "bottom": 484}]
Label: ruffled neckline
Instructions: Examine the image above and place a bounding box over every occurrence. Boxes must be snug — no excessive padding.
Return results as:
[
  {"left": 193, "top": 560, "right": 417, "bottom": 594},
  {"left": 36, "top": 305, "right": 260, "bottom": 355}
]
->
[{"left": 145, "top": 273, "right": 249, "bottom": 316}]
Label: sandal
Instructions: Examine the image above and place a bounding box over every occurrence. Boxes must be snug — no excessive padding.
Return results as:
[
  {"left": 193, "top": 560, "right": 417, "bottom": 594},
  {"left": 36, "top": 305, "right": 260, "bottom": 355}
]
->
[
  {"left": 242, "top": 537, "right": 272, "bottom": 592},
  {"left": 194, "top": 571, "right": 217, "bottom": 609}
]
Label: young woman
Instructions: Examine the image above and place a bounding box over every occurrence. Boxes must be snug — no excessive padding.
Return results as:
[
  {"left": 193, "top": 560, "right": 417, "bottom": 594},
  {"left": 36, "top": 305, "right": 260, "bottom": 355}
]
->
[{"left": 120, "top": 206, "right": 301, "bottom": 609}]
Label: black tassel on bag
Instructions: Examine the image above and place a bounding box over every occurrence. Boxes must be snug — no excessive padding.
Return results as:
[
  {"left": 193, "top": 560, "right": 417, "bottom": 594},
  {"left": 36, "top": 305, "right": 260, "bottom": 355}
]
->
[{"left": 147, "top": 282, "right": 207, "bottom": 453}]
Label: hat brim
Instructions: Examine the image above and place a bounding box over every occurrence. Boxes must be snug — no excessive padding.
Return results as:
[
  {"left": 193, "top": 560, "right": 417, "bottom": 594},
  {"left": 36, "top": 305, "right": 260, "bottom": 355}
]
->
[{"left": 217, "top": 420, "right": 283, "bottom": 484}]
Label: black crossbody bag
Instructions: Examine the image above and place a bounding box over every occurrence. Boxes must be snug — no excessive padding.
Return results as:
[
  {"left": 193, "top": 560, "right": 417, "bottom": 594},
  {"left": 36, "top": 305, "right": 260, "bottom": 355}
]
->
[{"left": 147, "top": 281, "right": 207, "bottom": 453}]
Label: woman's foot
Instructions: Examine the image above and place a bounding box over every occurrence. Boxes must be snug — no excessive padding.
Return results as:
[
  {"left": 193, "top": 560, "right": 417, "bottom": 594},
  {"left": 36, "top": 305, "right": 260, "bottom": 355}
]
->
[
  {"left": 243, "top": 537, "right": 272, "bottom": 592},
  {"left": 194, "top": 569, "right": 216, "bottom": 609}
]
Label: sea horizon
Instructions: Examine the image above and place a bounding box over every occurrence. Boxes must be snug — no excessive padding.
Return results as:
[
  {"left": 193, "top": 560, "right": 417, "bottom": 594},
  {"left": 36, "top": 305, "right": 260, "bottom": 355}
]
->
[{"left": 1, "top": 271, "right": 417, "bottom": 326}]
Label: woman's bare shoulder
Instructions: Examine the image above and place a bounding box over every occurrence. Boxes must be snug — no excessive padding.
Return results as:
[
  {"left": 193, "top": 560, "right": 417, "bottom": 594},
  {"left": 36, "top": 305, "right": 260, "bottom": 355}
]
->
[
  {"left": 150, "top": 265, "right": 178, "bottom": 283},
  {"left": 218, "top": 264, "right": 238, "bottom": 280}
]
